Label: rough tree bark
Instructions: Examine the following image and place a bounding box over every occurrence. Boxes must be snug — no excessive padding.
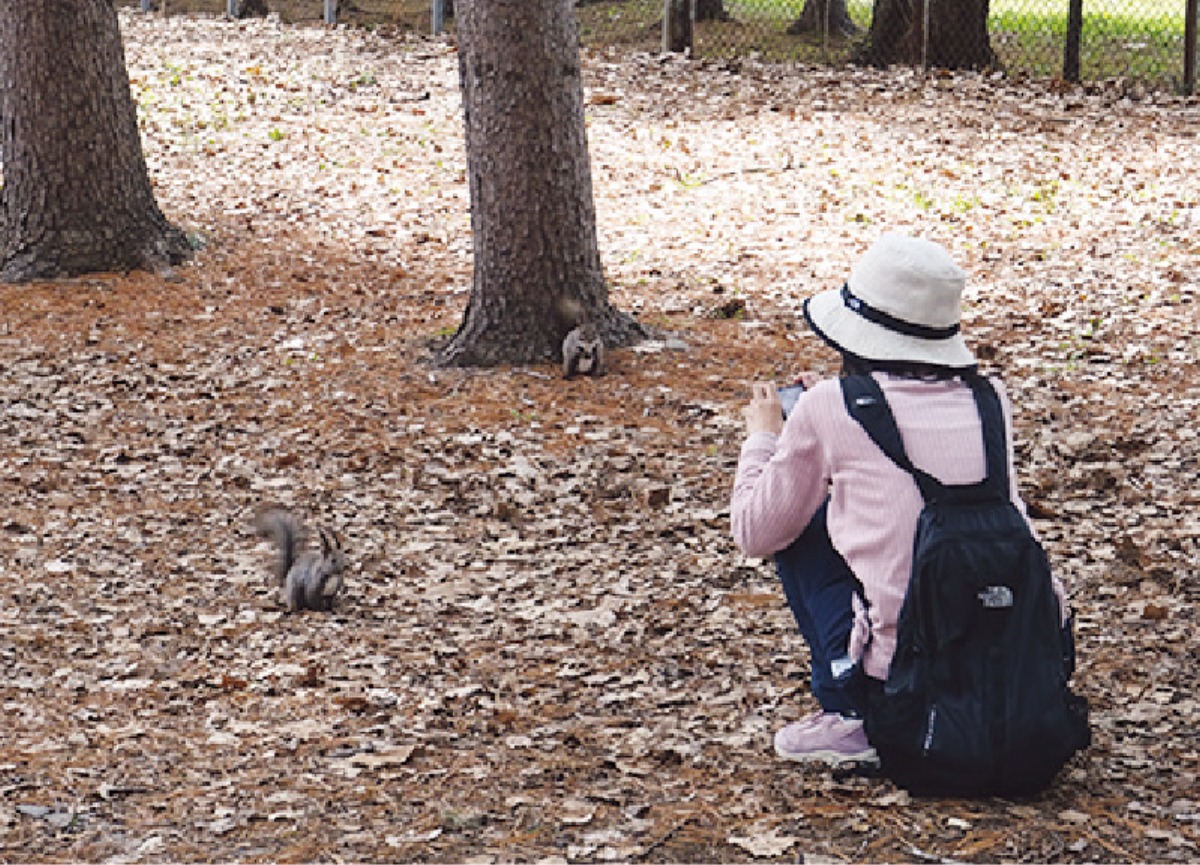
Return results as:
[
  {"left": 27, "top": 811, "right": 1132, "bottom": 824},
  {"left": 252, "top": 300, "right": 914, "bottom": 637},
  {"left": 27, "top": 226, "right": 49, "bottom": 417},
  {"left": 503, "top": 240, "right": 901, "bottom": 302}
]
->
[
  {"left": 858, "top": 0, "right": 995, "bottom": 69},
  {"left": 787, "top": 0, "right": 861, "bottom": 38},
  {"left": 439, "top": 0, "right": 644, "bottom": 368},
  {"left": 0, "top": 0, "right": 191, "bottom": 283}
]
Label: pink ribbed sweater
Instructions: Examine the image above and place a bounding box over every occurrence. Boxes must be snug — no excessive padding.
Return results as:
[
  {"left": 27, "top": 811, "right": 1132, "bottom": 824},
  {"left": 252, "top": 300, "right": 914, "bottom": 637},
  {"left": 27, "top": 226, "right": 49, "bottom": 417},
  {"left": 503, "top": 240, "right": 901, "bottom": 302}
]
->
[{"left": 731, "top": 373, "right": 1052, "bottom": 681}]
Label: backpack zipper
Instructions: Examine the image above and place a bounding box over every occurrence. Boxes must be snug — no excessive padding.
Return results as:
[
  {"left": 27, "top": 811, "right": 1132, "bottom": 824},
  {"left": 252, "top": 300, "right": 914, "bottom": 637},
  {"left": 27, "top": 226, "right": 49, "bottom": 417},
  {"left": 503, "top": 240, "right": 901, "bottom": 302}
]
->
[{"left": 923, "top": 704, "right": 938, "bottom": 755}]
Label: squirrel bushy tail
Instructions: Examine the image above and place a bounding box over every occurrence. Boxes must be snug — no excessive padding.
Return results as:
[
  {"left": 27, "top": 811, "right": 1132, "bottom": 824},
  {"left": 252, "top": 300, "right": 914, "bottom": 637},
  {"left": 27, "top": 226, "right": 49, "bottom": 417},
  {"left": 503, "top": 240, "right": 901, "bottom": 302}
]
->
[{"left": 253, "top": 507, "right": 304, "bottom": 586}]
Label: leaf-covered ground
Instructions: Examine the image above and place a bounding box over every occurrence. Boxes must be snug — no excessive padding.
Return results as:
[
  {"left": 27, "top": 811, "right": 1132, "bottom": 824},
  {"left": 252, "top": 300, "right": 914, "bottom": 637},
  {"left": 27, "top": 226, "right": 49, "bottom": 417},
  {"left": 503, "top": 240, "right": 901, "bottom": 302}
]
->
[{"left": 2, "top": 11, "right": 1198, "bottom": 863}]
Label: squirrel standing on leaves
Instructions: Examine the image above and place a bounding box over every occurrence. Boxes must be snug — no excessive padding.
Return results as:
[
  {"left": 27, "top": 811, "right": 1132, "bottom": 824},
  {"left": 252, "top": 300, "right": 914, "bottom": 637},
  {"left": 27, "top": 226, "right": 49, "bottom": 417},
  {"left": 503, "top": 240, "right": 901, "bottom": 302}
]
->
[
  {"left": 562, "top": 322, "right": 605, "bottom": 379},
  {"left": 253, "top": 507, "right": 347, "bottom": 612}
]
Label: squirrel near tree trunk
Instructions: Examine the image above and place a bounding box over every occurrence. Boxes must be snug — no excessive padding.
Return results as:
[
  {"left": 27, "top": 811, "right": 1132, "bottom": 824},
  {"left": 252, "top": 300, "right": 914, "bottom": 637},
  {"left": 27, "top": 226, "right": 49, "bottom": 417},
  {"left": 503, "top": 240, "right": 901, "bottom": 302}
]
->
[{"left": 562, "top": 322, "right": 606, "bottom": 379}]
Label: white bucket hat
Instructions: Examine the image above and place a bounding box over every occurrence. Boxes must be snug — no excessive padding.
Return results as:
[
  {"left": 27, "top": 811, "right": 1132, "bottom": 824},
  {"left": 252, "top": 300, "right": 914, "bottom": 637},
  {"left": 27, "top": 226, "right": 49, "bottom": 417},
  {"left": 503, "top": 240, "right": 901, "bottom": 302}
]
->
[{"left": 803, "top": 233, "right": 976, "bottom": 369}]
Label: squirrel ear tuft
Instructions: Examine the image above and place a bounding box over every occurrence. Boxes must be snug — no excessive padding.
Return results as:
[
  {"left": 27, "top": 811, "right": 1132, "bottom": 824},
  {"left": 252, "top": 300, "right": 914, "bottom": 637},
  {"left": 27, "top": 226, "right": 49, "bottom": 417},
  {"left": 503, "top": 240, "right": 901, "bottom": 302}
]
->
[{"left": 318, "top": 526, "right": 342, "bottom": 553}]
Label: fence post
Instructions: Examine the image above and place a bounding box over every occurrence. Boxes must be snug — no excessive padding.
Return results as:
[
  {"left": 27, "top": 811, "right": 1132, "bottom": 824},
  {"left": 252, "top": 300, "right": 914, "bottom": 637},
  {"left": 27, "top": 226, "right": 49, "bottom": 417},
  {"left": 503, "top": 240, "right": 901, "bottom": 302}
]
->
[
  {"left": 324, "top": 0, "right": 337, "bottom": 25},
  {"left": 1063, "top": 0, "right": 1083, "bottom": 83},
  {"left": 227, "top": 0, "right": 237, "bottom": 17},
  {"left": 432, "top": 0, "right": 444, "bottom": 35},
  {"left": 920, "top": 0, "right": 930, "bottom": 71},
  {"left": 662, "top": 0, "right": 693, "bottom": 54},
  {"left": 1186, "top": 0, "right": 1198, "bottom": 95},
  {"left": 821, "top": 0, "right": 830, "bottom": 62},
  {"left": 140, "top": 0, "right": 153, "bottom": 11}
]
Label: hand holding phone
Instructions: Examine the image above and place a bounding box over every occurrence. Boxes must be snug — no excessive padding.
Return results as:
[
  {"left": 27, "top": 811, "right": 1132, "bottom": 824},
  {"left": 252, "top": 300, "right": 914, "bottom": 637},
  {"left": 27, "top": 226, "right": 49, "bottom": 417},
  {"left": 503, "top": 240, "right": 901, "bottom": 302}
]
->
[
  {"left": 743, "top": 382, "right": 785, "bottom": 436},
  {"left": 778, "top": 382, "right": 807, "bottom": 419}
]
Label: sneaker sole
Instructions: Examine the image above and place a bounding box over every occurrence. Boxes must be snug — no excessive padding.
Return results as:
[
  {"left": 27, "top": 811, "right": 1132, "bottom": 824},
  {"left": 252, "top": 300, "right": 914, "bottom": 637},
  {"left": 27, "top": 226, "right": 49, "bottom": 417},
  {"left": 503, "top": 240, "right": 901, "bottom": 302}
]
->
[{"left": 774, "top": 744, "right": 880, "bottom": 767}]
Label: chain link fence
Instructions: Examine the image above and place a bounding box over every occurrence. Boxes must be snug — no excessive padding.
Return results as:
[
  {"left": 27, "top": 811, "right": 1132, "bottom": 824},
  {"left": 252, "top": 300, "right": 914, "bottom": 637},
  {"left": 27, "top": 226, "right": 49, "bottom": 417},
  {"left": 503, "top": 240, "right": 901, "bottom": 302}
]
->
[
  {"left": 584, "top": 0, "right": 1196, "bottom": 92},
  {"left": 121, "top": 0, "right": 430, "bottom": 27},
  {"left": 118, "top": 1, "right": 1197, "bottom": 93}
]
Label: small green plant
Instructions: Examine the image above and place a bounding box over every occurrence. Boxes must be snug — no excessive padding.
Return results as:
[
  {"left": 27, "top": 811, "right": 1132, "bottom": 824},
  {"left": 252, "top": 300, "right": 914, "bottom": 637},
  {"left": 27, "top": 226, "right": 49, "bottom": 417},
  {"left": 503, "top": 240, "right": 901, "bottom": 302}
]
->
[
  {"left": 912, "top": 189, "right": 935, "bottom": 211},
  {"left": 269, "top": 128, "right": 286, "bottom": 142},
  {"left": 1030, "top": 180, "right": 1059, "bottom": 208}
]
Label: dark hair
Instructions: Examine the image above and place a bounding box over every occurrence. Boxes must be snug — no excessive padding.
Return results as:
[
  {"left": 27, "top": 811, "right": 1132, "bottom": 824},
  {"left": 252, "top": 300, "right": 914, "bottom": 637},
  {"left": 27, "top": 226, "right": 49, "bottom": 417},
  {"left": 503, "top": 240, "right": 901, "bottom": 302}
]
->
[{"left": 840, "top": 352, "right": 977, "bottom": 381}]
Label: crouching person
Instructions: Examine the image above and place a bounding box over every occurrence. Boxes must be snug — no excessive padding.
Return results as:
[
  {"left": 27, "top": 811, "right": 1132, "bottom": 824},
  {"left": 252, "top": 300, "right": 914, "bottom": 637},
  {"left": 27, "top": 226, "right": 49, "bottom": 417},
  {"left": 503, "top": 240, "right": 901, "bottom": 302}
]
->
[{"left": 730, "top": 234, "right": 1088, "bottom": 796}]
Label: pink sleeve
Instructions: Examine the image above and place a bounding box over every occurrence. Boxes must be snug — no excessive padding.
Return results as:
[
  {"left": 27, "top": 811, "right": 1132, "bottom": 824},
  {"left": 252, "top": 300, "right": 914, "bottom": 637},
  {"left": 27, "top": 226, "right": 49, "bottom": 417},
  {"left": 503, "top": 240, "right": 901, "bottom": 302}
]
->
[{"left": 730, "top": 396, "right": 830, "bottom": 558}]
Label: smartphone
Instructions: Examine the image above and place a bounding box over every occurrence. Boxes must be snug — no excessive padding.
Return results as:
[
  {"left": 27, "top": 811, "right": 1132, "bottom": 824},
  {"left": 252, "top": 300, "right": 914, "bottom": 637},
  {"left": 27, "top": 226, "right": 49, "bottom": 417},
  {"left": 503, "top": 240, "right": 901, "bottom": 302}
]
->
[{"left": 778, "top": 382, "right": 806, "bottom": 419}]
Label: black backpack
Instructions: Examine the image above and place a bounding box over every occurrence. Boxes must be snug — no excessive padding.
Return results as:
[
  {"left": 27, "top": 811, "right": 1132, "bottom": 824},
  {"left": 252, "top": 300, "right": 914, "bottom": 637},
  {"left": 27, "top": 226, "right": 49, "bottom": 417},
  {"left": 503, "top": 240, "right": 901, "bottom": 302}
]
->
[{"left": 841, "top": 373, "right": 1090, "bottom": 797}]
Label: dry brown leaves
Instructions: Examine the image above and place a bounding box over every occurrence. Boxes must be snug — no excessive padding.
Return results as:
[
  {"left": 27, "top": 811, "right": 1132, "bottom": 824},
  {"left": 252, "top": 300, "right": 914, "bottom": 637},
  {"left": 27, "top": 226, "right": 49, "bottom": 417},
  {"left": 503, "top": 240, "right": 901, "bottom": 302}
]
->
[{"left": 1, "top": 9, "right": 1198, "bottom": 863}]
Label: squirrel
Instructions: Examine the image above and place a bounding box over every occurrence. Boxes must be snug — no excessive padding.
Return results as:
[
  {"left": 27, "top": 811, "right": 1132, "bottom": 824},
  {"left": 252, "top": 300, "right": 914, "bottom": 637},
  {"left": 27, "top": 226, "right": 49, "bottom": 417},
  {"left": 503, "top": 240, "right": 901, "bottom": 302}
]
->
[
  {"left": 253, "top": 507, "right": 347, "bottom": 612},
  {"left": 562, "top": 322, "right": 605, "bottom": 379}
]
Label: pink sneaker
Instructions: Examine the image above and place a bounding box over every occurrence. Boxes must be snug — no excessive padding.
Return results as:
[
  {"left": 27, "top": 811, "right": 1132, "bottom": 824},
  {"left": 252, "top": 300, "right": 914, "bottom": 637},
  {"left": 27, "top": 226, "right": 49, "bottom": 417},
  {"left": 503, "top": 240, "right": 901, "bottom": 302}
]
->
[
  {"left": 774, "top": 713, "right": 879, "bottom": 766},
  {"left": 788, "top": 709, "right": 827, "bottom": 731}
]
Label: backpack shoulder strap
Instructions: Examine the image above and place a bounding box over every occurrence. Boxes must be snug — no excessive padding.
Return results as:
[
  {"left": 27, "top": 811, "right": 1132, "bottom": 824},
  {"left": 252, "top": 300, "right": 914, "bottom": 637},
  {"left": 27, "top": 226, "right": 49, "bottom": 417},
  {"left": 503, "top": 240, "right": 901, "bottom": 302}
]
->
[
  {"left": 840, "top": 374, "right": 945, "bottom": 502},
  {"left": 961, "top": 373, "right": 1011, "bottom": 499},
  {"left": 841, "top": 373, "right": 1013, "bottom": 503}
]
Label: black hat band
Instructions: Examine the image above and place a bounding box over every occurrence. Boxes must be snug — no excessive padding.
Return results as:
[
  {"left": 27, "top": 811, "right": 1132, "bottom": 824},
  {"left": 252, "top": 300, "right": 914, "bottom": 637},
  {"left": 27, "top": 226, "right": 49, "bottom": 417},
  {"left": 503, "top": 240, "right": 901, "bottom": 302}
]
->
[{"left": 841, "top": 284, "right": 960, "bottom": 341}]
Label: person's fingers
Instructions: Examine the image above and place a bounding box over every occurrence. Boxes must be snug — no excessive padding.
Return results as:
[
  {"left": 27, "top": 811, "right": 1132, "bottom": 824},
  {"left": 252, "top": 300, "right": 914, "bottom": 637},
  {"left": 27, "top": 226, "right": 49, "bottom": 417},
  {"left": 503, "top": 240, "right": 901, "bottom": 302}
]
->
[{"left": 752, "top": 381, "right": 778, "bottom": 401}]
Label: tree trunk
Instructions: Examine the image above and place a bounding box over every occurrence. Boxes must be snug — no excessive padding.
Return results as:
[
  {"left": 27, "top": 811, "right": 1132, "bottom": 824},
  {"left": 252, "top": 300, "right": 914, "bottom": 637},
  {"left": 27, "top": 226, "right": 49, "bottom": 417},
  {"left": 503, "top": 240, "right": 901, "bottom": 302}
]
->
[
  {"left": 234, "top": 0, "right": 270, "bottom": 18},
  {"left": 695, "top": 0, "right": 728, "bottom": 22},
  {"left": 1062, "top": 0, "right": 1083, "bottom": 82},
  {"left": 787, "top": 0, "right": 860, "bottom": 38},
  {"left": 0, "top": 0, "right": 191, "bottom": 283},
  {"left": 859, "top": 0, "right": 994, "bottom": 69},
  {"left": 439, "top": 0, "right": 643, "bottom": 368},
  {"left": 664, "top": 0, "right": 694, "bottom": 53}
]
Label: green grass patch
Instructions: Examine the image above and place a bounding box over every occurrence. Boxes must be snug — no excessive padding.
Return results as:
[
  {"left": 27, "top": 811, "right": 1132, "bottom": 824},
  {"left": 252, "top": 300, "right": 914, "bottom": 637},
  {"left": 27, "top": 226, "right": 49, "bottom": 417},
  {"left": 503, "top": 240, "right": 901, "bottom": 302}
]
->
[{"left": 990, "top": 5, "right": 1186, "bottom": 81}]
